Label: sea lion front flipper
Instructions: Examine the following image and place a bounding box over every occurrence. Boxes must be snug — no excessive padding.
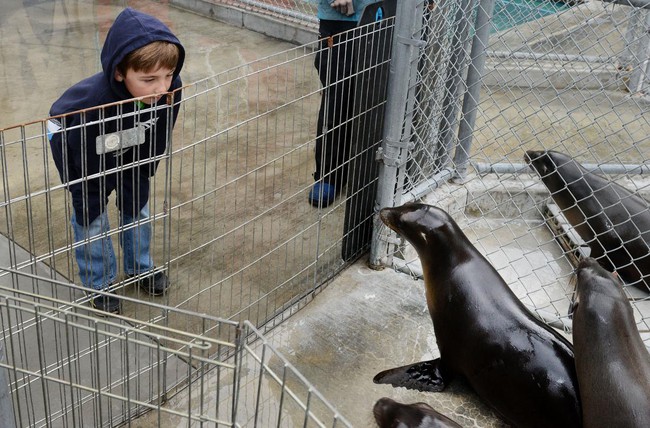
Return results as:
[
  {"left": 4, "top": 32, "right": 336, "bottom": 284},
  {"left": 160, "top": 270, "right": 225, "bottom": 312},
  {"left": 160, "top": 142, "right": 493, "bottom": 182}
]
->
[{"left": 373, "top": 359, "right": 451, "bottom": 392}]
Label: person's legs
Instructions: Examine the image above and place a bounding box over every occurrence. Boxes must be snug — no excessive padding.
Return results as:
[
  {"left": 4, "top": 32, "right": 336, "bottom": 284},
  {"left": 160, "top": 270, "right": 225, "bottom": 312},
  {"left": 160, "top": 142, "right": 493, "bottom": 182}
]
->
[
  {"left": 72, "top": 210, "right": 117, "bottom": 289},
  {"left": 120, "top": 202, "right": 154, "bottom": 275},
  {"left": 120, "top": 202, "right": 169, "bottom": 295},
  {"left": 310, "top": 20, "right": 357, "bottom": 207},
  {"left": 71, "top": 211, "right": 120, "bottom": 313}
]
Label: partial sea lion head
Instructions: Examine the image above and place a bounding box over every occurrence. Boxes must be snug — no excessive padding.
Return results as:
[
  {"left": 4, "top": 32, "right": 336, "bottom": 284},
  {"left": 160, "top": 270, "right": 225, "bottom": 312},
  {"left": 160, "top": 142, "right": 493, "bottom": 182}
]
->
[
  {"left": 524, "top": 149, "right": 587, "bottom": 193},
  {"left": 380, "top": 203, "right": 454, "bottom": 250},
  {"left": 573, "top": 257, "right": 626, "bottom": 316},
  {"left": 373, "top": 397, "right": 460, "bottom": 428}
]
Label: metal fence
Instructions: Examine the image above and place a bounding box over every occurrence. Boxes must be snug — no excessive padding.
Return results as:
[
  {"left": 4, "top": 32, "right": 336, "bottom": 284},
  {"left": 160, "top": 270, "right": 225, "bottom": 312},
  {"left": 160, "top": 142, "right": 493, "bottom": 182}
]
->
[
  {"left": 367, "top": 0, "right": 650, "bottom": 342},
  {"left": 0, "top": 5, "right": 393, "bottom": 425},
  {"left": 0, "top": 0, "right": 405, "bottom": 335},
  {"left": 2, "top": 0, "right": 650, "bottom": 424},
  {"left": 0, "top": 272, "right": 351, "bottom": 427}
]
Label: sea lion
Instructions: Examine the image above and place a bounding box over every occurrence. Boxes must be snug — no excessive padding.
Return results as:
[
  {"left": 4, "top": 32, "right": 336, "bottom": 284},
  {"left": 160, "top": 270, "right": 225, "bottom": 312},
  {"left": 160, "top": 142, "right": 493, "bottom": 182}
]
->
[
  {"left": 572, "top": 257, "right": 650, "bottom": 428},
  {"left": 373, "top": 397, "right": 461, "bottom": 428},
  {"left": 525, "top": 149, "right": 650, "bottom": 292},
  {"left": 374, "top": 203, "right": 582, "bottom": 428}
]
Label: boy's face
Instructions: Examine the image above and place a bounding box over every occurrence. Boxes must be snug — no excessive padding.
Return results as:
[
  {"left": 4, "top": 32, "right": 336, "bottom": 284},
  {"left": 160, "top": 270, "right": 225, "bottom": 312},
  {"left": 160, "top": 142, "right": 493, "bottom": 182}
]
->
[{"left": 115, "top": 66, "right": 175, "bottom": 105}]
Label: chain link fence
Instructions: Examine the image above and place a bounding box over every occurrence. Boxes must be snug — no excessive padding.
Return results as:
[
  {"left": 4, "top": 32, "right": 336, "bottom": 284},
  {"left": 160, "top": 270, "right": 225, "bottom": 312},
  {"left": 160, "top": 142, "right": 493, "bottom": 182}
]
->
[{"left": 368, "top": 0, "right": 650, "bottom": 342}]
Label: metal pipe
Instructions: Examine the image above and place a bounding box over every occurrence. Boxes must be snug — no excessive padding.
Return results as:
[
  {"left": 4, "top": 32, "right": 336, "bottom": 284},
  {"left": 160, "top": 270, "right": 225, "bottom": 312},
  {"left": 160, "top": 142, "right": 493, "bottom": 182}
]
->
[
  {"left": 487, "top": 50, "right": 613, "bottom": 64},
  {"left": 402, "top": 168, "right": 455, "bottom": 203},
  {"left": 629, "top": 10, "right": 650, "bottom": 94},
  {"left": 436, "top": 0, "right": 477, "bottom": 171},
  {"left": 453, "top": 0, "right": 497, "bottom": 181},
  {"left": 472, "top": 161, "right": 650, "bottom": 175},
  {"left": 369, "top": 0, "right": 422, "bottom": 267},
  {"left": 600, "top": 0, "right": 650, "bottom": 10}
]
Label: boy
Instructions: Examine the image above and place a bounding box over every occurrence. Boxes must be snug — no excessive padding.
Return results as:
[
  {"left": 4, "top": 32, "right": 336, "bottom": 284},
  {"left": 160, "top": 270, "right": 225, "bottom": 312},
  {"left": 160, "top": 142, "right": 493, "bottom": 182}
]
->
[{"left": 48, "top": 8, "right": 185, "bottom": 314}]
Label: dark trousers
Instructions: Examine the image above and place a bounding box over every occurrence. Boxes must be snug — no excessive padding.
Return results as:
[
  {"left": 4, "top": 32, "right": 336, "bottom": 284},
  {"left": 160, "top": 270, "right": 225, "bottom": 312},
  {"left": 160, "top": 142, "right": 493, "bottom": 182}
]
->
[{"left": 313, "top": 19, "right": 358, "bottom": 192}]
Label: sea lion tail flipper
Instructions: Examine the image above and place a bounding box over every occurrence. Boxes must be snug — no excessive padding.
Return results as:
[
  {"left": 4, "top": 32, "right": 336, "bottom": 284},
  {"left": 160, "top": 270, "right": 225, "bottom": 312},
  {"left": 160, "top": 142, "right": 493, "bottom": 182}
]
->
[{"left": 373, "top": 359, "right": 450, "bottom": 392}]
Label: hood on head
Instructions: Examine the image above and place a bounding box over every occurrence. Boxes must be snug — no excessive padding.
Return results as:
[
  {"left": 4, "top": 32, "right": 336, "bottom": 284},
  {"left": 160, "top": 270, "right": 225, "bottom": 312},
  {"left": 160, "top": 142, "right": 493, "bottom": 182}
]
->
[{"left": 101, "top": 7, "right": 185, "bottom": 98}]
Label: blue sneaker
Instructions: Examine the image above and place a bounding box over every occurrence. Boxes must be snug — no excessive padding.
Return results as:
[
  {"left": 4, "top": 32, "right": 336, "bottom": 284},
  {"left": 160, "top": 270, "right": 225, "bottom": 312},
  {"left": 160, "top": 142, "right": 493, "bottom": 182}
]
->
[{"left": 308, "top": 182, "right": 337, "bottom": 207}]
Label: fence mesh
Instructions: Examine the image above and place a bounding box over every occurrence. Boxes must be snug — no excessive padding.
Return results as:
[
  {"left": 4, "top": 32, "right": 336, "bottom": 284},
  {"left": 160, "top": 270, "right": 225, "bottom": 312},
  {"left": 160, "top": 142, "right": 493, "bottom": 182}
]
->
[
  {"left": 0, "top": 5, "right": 394, "bottom": 422},
  {"left": 0, "top": 276, "right": 350, "bottom": 427},
  {"left": 374, "top": 0, "right": 650, "bottom": 343}
]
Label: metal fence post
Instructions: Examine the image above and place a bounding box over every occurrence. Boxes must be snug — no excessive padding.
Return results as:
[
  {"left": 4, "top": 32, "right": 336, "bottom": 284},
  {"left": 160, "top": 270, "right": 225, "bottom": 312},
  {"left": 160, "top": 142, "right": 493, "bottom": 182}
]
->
[
  {"left": 629, "top": 9, "right": 650, "bottom": 94},
  {"left": 435, "top": 0, "right": 477, "bottom": 171},
  {"left": 453, "top": 0, "right": 497, "bottom": 181},
  {"left": 0, "top": 340, "right": 16, "bottom": 428},
  {"left": 369, "top": 0, "right": 424, "bottom": 267}
]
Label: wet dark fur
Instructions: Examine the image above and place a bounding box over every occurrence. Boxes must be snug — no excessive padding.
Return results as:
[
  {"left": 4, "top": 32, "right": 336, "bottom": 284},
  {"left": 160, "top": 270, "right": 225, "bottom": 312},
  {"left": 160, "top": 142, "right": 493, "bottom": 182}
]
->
[
  {"left": 373, "top": 397, "right": 461, "bottom": 428},
  {"left": 525, "top": 150, "right": 650, "bottom": 292},
  {"left": 375, "top": 203, "right": 581, "bottom": 428},
  {"left": 573, "top": 257, "right": 650, "bottom": 427}
]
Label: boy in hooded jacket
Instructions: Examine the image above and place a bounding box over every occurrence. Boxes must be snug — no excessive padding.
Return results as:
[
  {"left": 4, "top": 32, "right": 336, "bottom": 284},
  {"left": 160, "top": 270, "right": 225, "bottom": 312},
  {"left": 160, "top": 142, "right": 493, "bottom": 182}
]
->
[{"left": 47, "top": 8, "right": 185, "bottom": 314}]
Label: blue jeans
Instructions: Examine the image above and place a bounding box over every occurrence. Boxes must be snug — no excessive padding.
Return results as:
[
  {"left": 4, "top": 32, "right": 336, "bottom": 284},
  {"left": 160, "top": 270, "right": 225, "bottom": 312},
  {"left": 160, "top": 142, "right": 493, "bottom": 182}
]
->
[{"left": 72, "top": 204, "right": 154, "bottom": 291}]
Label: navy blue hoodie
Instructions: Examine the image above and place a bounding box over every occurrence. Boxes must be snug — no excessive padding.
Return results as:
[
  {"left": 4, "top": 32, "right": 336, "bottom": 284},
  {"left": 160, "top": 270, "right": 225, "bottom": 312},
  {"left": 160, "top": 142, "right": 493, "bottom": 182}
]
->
[{"left": 48, "top": 8, "right": 185, "bottom": 225}]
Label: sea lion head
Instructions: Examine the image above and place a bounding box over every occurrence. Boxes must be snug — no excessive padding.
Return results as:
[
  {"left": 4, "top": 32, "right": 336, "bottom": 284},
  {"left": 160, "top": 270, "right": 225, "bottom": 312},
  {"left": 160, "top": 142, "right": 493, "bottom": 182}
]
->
[
  {"left": 524, "top": 150, "right": 586, "bottom": 193},
  {"left": 380, "top": 203, "right": 456, "bottom": 252},
  {"left": 572, "top": 257, "right": 626, "bottom": 317},
  {"left": 373, "top": 397, "right": 459, "bottom": 428}
]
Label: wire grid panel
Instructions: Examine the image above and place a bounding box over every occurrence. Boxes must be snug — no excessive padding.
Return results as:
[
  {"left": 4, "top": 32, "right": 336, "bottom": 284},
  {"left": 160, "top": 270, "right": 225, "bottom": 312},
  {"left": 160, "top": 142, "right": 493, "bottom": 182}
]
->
[
  {"left": 381, "top": 0, "right": 650, "bottom": 344},
  {"left": 165, "top": 45, "right": 331, "bottom": 328},
  {"left": 0, "top": 278, "right": 241, "bottom": 428},
  {"left": 156, "top": 320, "right": 354, "bottom": 427},
  {"left": 0, "top": 16, "right": 395, "bottom": 338},
  {"left": 165, "top": 20, "right": 395, "bottom": 330}
]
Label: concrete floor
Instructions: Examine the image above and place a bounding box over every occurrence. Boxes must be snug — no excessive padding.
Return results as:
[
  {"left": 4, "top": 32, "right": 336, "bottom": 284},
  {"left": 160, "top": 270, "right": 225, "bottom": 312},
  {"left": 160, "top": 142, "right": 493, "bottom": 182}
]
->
[
  {"left": 151, "top": 254, "right": 511, "bottom": 427},
  {"left": 252, "top": 256, "right": 510, "bottom": 428}
]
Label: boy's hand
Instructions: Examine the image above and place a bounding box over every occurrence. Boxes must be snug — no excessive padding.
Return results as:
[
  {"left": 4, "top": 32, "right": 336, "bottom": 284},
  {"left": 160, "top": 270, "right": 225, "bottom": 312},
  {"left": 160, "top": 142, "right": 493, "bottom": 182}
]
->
[{"left": 329, "top": 0, "right": 354, "bottom": 16}]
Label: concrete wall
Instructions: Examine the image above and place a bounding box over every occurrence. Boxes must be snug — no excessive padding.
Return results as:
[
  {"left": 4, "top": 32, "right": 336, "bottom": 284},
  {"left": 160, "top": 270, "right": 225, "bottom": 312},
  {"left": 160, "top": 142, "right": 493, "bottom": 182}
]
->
[{"left": 170, "top": 0, "right": 318, "bottom": 46}]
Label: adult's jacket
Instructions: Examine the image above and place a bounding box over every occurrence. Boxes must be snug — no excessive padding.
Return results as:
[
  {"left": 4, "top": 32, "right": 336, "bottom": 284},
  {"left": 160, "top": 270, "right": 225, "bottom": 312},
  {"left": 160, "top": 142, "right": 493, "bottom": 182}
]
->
[{"left": 48, "top": 7, "right": 185, "bottom": 225}]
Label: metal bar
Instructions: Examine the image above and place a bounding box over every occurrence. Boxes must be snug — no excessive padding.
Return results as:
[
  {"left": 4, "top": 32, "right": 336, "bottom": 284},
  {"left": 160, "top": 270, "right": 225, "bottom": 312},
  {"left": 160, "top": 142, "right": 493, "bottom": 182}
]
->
[
  {"left": 453, "top": 0, "right": 497, "bottom": 181},
  {"left": 369, "top": 0, "right": 423, "bottom": 267},
  {"left": 600, "top": 0, "right": 650, "bottom": 9},
  {"left": 0, "top": 340, "right": 16, "bottom": 428},
  {"left": 240, "top": 321, "right": 353, "bottom": 427},
  {"left": 436, "top": 0, "right": 477, "bottom": 171},
  {"left": 401, "top": 168, "right": 455, "bottom": 203},
  {"left": 472, "top": 162, "right": 650, "bottom": 175}
]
